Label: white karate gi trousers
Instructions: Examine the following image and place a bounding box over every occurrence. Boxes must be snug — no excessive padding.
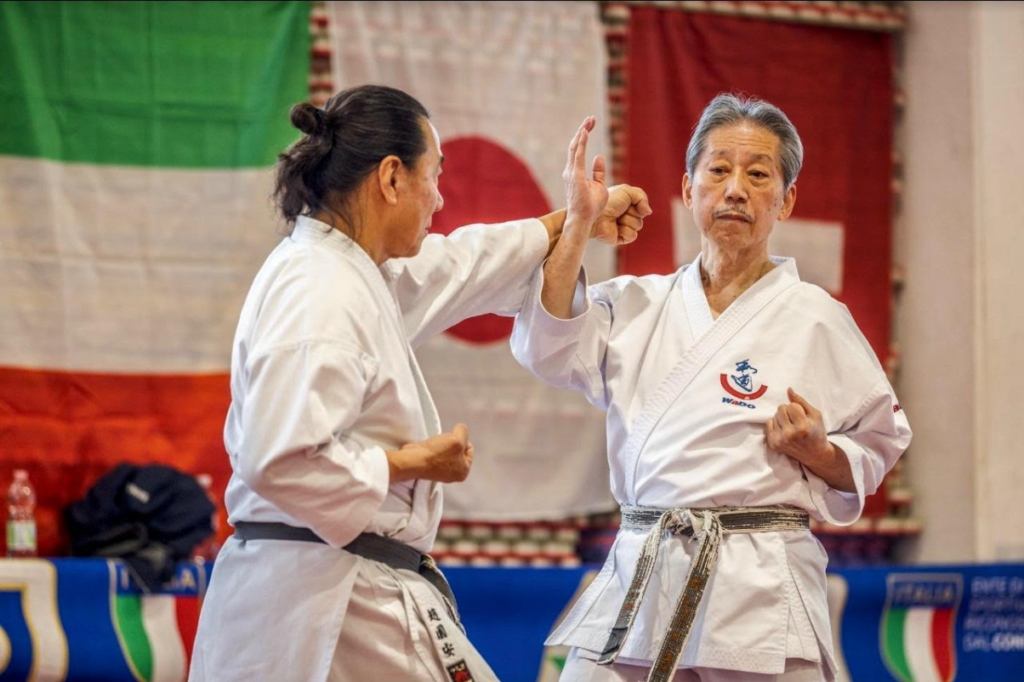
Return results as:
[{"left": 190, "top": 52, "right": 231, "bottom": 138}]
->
[
  {"left": 329, "top": 559, "right": 499, "bottom": 682},
  {"left": 560, "top": 648, "right": 829, "bottom": 682}
]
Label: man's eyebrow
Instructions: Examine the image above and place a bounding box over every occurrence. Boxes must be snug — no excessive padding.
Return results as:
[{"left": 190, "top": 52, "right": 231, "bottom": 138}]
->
[{"left": 707, "top": 150, "right": 775, "bottom": 163}]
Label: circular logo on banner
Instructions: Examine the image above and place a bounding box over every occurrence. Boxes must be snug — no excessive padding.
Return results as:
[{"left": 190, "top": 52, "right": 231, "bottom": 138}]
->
[{"left": 432, "top": 136, "right": 552, "bottom": 344}]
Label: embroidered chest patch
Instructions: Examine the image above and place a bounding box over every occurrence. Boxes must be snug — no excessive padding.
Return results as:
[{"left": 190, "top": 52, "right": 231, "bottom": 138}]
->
[{"left": 720, "top": 359, "right": 768, "bottom": 408}]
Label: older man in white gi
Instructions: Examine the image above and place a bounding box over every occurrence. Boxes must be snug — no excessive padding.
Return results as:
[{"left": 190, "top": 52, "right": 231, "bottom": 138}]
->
[{"left": 511, "top": 93, "right": 912, "bottom": 682}]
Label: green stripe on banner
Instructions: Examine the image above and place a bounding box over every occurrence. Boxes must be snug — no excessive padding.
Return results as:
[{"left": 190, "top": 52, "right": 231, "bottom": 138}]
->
[
  {"left": 883, "top": 606, "right": 914, "bottom": 682},
  {"left": 0, "top": 1, "right": 309, "bottom": 168},
  {"left": 114, "top": 595, "right": 154, "bottom": 682}
]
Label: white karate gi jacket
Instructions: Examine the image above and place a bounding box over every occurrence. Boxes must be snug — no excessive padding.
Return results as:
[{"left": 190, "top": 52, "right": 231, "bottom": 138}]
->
[
  {"left": 510, "top": 254, "right": 912, "bottom": 676},
  {"left": 189, "top": 215, "right": 548, "bottom": 682}
]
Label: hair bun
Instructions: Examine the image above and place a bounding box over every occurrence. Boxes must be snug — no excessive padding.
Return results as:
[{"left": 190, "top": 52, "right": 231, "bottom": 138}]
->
[{"left": 290, "top": 102, "right": 326, "bottom": 137}]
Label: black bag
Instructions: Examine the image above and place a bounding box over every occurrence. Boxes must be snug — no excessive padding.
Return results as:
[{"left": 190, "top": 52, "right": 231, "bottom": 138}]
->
[{"left": 65, "top": 463, "right": 215, "bottom": 591}]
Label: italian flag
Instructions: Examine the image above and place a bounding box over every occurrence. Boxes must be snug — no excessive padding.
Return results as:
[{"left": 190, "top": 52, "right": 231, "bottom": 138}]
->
[
  {"left": 109, "top": 562, "right": 202, "bottom": 682},
  {"left": 112, "top": 594, "right": 190, "bottom": 682},
  {"left": 881, "top": 576, "right": 960, "bottom": 682},
  {"left": 0, "top": 2, "right": 310, "bottom": 554}
]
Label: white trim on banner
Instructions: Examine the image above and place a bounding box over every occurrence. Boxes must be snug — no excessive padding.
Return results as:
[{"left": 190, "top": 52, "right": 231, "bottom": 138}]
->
[{"left": 0, "top": 156, "right": 280, "bottom": 373}]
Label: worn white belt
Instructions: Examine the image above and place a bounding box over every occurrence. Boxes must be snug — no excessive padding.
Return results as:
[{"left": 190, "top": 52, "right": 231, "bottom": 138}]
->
[{"left": 598, "top": 505, "right": 811, "bottom": 682}]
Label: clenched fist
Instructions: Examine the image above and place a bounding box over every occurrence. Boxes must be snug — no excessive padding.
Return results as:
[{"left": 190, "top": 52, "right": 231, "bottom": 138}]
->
[
  {"left": 765, "top": 388, "right": 855, "bottom": 493},
  {"left": 387, "top": 423, "right": 475, "bottom": 484},
  {"left": 765, "top": 388, "right": 831, "bottom": 466},
  {"left": 592, "top": 184, "right": 652, "bottom": 246}
]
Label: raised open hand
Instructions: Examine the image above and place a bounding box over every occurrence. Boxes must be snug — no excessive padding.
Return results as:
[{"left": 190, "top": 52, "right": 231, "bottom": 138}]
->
[{"left": 563, "top": 116, "right": 609, "bottom": 231}]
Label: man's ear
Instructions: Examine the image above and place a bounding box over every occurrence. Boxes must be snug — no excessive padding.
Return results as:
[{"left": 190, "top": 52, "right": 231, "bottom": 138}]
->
[
  {"left": 682, "top": 173, "right": 693, "bottom": 210},
  {"left": 377, "top": 155, "right": 403, "bottom": 206},
  {"left": 778, "top": 183, "right": 797, "bottom": 221}
]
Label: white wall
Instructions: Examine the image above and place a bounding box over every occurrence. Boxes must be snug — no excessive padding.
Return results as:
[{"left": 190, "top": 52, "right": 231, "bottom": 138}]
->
[
  {"left": 899, "top": 1, "right": 977, "bottom": 563},
  {"left": 972, "top": 2, "right": 1024, "bottom": 561},
  {"left": 899, "top": 1, "right": 1024, "bottom": 563}
]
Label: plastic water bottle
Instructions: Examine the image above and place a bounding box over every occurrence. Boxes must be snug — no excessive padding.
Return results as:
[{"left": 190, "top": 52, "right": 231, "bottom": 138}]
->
[
  {"left": 6, "top": 470, "right": 37, "bottom": 558},
  {"left": 193, "top": 474, "right": 221, "bottom": 563}
]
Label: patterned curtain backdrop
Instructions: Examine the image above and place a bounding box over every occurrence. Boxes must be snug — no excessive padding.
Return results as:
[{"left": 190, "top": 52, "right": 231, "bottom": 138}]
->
[
  {"left": 0, "top": 2, "right": 311, "bottom": 555},
  {"left": 328, "top": 1, "right": 618, "bottom": 520},
  {"left": 606, "top": 1, "right": 906, "bottom": 32},
  {"left": 0, "top": 1, "right": 907, "bottom": 559}
]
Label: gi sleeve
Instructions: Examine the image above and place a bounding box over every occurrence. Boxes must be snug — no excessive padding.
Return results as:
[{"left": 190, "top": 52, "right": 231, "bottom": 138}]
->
[
  {"left": 236, "top": 340, "right": 390, "bottom": 547},
  {"left": 806, "top": 379, "right": 913, "bottom": 525},
  {"left": 390, "top": 218, "right": 550, "bottom": 347},
  {"left": 509, "top": 264, "right": 613, "bottom": 410}
]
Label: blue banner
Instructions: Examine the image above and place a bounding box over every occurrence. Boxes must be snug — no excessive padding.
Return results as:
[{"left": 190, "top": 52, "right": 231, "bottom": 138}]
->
[
  {"left": 0, "top": 558, "right": 208, "bottom": 682},
  {"left": 0, "top": 559, "right": 1019, "bottom": 681},
  {"left": 448, "top": 563, "right": 1024, "bottom": 682},
  {"left": 833, "top": 564, "right": 1024, "bottom": 682}
]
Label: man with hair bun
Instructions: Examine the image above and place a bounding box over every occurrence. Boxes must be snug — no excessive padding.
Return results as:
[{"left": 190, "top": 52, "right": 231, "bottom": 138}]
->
[{"left": 188, "top": 84, "right": 650, "bottom": 682}]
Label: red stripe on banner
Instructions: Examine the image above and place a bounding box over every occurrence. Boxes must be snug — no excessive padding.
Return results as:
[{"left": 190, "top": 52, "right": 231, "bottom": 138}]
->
[
  {"left": 176, "top": 594, "right": 201, "bottom": 666},
  {"left": 931, "top": 607, "right": 955, "bottom": 682},
  {"left": 623, "top": 8, "right": 894, "bottom": 359},
  {"left": 0, "top": 366, "right": 232, "bottom": 555}
]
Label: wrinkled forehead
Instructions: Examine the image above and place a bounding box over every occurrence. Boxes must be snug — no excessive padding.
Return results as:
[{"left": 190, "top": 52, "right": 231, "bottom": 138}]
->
[{"left": 703, "top": 123, "right": 781, "bottom": 165}]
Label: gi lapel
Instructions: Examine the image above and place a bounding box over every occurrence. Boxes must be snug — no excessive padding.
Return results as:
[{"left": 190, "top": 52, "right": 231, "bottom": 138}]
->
[
  {"left": 621, "top": 256, "right": 800, "bottom": 502},
  {"left": 387, "top": 266, "right": 444, "bottom": 541},
  {"left": 387, "top": 264, "right": 443, "bottom": 541},
  {"left": 406, "top": 347, "right": 445, "bottom": 544},
  {"left": 681, "top": 254, "right": 714, "bottom": 342},
  {"left": 407, "top": 348, "right": 443, "bottom": 437},
  {"left": 375, "top": 259, "right": 444, "bottom": 439}
]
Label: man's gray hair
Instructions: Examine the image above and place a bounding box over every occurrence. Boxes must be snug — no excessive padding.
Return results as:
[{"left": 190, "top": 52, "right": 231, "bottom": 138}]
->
[{"left": 685, "top": 93, "right": 804, "bottom": 190}]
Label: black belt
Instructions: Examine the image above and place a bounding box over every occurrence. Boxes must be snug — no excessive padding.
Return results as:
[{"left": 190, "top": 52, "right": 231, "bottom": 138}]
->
[{"left": 233, "top": 521, "right": 461, "bottom": 626}]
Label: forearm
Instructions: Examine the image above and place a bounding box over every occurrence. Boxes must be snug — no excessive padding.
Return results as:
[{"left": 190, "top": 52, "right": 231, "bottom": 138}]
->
[
  {"left": 538, "top": 209, "right": 567, "bottom": 257},
  {"left": 540, "top": 220, "right": 589, "bottom": 319},
  {"left": 386, "top": 448, "right": 424, "bottom": 484},
  {"left": 802, "top": 443, "right": 856, "bottom": 493}
]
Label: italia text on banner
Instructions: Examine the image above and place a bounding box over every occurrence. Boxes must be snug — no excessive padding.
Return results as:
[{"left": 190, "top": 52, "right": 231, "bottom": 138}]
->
[
  {"left": 832, "top": 565, "right": 1024, "bottom": 682},
  {"left": 0, "top": 558, "right": 207, "bottom": 682},
  {"left": 109, "top": 561, "right": 204, "bottom": 682},
  {"left": 329, "top": 1, "right": 616, "bottom": 520},
  {"left": 0, "top": 2, "right": 311, "bottom": 554}
]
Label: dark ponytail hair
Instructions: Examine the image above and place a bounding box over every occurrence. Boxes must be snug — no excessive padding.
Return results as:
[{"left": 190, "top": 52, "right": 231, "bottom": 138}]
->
[{"left": 274, "top": 85, "right": 431, "bottom": 230}]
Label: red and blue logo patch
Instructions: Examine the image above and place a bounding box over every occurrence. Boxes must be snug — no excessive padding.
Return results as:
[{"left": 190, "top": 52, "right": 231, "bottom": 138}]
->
[{"left": 721, "top": 359, "right": 768, "bottom": 409}]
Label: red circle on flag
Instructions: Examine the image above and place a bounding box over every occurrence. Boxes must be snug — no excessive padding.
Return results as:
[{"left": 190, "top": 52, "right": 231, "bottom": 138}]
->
[{"left": 432, "top": 136, "right": 552, "bottom": 344}]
